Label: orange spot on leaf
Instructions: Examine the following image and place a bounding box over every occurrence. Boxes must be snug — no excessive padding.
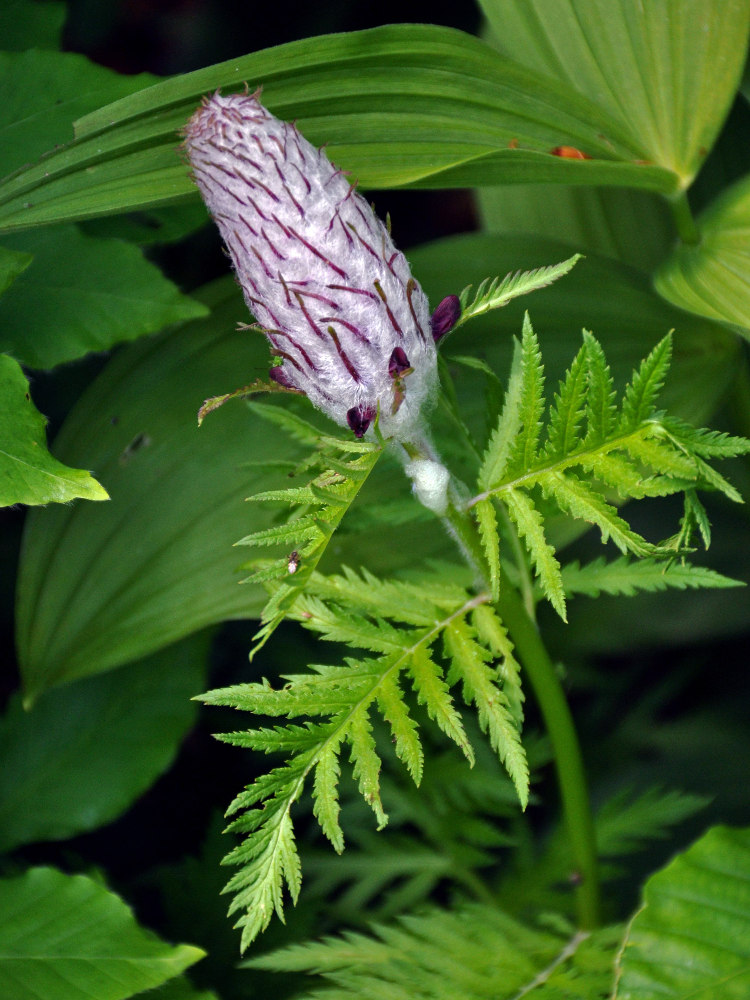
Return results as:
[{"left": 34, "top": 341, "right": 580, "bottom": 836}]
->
[{"left": 550, "top": 145, "right": 591, "bottom": 160}]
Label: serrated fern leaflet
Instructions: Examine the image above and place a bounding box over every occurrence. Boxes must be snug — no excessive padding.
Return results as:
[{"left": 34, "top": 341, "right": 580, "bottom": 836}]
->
[
  {"left": 472, "top": 320, "right": 750, "bottom": 620},
  {"left": 236, "top": 401, "right": 382, "bottom": 654},
  {"left": 199, "top": 569, "right": 527, "bottom": 951}
]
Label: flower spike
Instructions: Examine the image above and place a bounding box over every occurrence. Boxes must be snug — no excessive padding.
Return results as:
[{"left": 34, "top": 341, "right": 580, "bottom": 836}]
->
[{"left": 183, "top": 91, "right": 438, "bottom": 441}]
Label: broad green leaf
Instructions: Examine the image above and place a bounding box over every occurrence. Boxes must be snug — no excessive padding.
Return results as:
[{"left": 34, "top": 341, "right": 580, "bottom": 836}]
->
[
  {"left": 0, "top": 0, "right": 66, "bottom": 52},
  {"left": 0, "top": 225, "right": 207, "bottom": 368},
  {"left": 81, "top": 199, "right": 211, "bottom": 246},
  {"left": 478, "top": 184, "right": 675, "bottom": 273},
  {"left": 410, "top": 234, "right": 739, "bottom": 429},
  {"left": 0, "top": 867, "right": 204, "bottom": 1000},
  {"left": 654, "top": 173, "right": 750, "bottom": 337},
  {"left": 0, "top": 353, "right": 108, "bottom": 506},
  {"left": 479, "top": 0, "right": 750, "bottom": 186},
  {"left": 0, "top": 632, "right": 211, "bottom": 849},
  {"left": 615, "top": 825, "right": 750, "bottom": 999},
  {"left": 0, "top": 242, "right": 32, "bottom": 295},
  {"left": 153, "top": 980, "right": 219, "bottom": 1000},
  {"left": 0, "top": 49, "right": 156, "bottom": 179},
  {"left": 0, "top": 25, "right": 678, "bottom": 233},
  {"left": 14, "top": 278, "right": 274, "bottom": 696}
]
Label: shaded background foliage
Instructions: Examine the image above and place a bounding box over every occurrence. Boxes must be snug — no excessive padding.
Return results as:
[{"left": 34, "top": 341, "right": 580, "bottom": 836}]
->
[{"left": 1, "top": 1, "right": 749, "bottom": 998}]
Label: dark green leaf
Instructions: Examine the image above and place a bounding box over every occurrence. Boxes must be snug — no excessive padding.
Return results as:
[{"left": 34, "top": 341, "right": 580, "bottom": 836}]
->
[
  {"left": 0, "top": 0, "right": 66, "bottom": 52},
  {"left": 0, "top": 353, "right": 108, "bottom": 506},
  {"left": 615, "top": 825, "right": 750, "bottom": 999},
  {"left": 0, "top": 632, "right": 211, "bottom": 850},
  {"left": 0, "top": 867, "right": 204, "bottom": 1000},
  {"left": 14, "top": 278, "right": 275, "bottom": 696},
  {"left": 0, "top": 242, "right": 32, "bottom": 296},
  {"left": 478, "top": 184, "right": 674, "bottom": 273},
  {"left": 0, "top": 49, "right": 156, "bottom": 179},
  {"left": 0, "top": 25, "right": 677, "bottom": 233},
  {"left": 0, "top": 225, "right": 208, "bottom": 368}
]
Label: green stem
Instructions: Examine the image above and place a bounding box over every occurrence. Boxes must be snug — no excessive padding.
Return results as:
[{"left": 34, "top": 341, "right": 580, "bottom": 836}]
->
[
  {"left": 669, "top": 190, "right": 700, "bottom": 246},
  {"left": 441, "top": 488, "right": 600, "bottom": 927},
  {"left": 495, "top": 570, "right": 601, "bottom": 929}
]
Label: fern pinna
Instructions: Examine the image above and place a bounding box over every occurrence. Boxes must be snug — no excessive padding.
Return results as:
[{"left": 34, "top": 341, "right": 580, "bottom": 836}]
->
[
  {"left": 471, "top": 317, "right": 748, "bottom": 615},
  {"left": 201, "top": 569, "right": 526, "bottom": 950}
]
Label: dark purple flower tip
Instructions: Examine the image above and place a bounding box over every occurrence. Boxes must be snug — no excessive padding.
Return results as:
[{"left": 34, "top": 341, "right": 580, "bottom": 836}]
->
[
  {"left": 269, "top": 365, "right": 294, "bottom": 388},
  {"left": 388, "top": 347, "right": 411, "bottom": 378},
  {"left": 346, "top": 404, "right": 376, "bottom": 438},
  {"left": 430, "top": 294, "right": 461, "bottom": 342}
]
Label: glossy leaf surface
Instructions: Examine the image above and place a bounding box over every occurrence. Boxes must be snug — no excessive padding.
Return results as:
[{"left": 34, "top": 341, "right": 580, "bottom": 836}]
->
[
  {"left": 0, "top": 25, "right": 677, "bottom": 234},
  {"left": 0, "top": 354, "right": 108, "bottom": 507},
  {"left": 655, "top": 173, "right": 750, "bottom": 337},
  {"left": 0, "top": 632, "right": 210, "bottom": 848},
  {"left": 479, "top": 0, "right": 750, "bottom": 186},
  {"left": 0, "top": 867, "right": 204, "bottom": 1000}
]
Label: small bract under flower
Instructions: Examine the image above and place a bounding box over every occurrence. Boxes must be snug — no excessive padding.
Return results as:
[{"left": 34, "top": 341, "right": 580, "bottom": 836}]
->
[{"left": 183, "top": 91, "right": 438, "bottom": 440}]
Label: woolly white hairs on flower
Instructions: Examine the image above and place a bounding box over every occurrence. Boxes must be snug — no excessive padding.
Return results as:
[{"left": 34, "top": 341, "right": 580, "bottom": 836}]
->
[
  {"left": 403, "top": 458, "right": 451, "bottom": 515},
  {"left": 183, "top": 91, "right": 438, "bottom": 441}
]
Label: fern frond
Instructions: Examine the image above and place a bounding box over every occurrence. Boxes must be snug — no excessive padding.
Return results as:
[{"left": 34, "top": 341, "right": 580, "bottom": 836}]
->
[
  {"left": 455, "top": 254, "right": 581, "bottom": 331},
  {"left": 478, "top": 337, "right": 525, "bottom": 490},
  {"left": 471, "top": 322, "right": 749, "bottom": 617},
  {"left": 618, "top": 335, "right": 672, "bottom": 432},
  {"left": 508, "top": 313, "right": 546, "bottom": 475},
  {"left": 474, "top": 498, "right": 501, "bottom": 601},
  {"left": 544, "top": 340, "right": 589, "bottom": 460},
  {"left": 540, "top": 472, "right": 654, "bottom": 557},
  {"left": 200, "top": 571, "right": 528, "bottom": 950},
  {"left": 304, "top": 731, "right": 547, "bottom": 925},
  {"left": 659, "top": 416, "right": 750, "bottom": 459},
  {"left": 581, "top": 330, "right": 617, "bottom": 446},
  {"left": 237, "top": 409, "right": 382, "bottom": 654},
  {"left": 503, "top": 488, "right": 566, "bottom": 619},
  {"left": 561, "top": 555, "right": 743, "bottom": 599},
  {"left": 444, "top": 618, "right": 528, "bottom": 805},
  {"left": 249, "top": 901, "right": 620, "bottom": 1000},
  {"left": 595, "top": 786, "right": 709, "bottom": 859}
]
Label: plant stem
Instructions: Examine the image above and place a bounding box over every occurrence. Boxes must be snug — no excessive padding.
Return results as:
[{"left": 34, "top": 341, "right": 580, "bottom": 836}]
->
[
  {"left": 495, "top": 571, "right": 601, "bottom": 929},
  {"left": 669, "top": 190, "right": 700, "bottom": 245},
  {"left": 440, "top": 487, "right": 600, "bottom": 927}
]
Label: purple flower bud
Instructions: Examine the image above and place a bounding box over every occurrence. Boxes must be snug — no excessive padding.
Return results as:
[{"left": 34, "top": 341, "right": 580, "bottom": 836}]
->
[
  {"left": 183, "top": 91, "right": 437, "bottom": 440},
  {"left": 430, "top": 294, "right": 461, "bottom": 342},
  {"left": 346, "top": 404, "right": 376, "bottom": 438},
  {"left": 388, "top": 347, "right": 411, "bottom": 378}
]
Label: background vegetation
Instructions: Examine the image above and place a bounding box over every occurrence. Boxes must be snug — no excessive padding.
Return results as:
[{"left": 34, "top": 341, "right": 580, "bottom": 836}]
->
[{"left": 1, "top": 1, "right": 749, "bottom": 998}]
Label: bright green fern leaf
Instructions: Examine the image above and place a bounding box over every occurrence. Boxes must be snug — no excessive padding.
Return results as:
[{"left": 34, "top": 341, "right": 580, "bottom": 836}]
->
[
  {"left": 455, "top": 254, "right": 581, "bottom": 332},
  {"left": 235, "top": 407, "right": 382, "bottom": 654},
  {"left": 199, "top": 572, "right": 528, "bottom": 950},
  {"left": 249, "top": 900, "right": 621, "bottom": 1000},
  {"left": 471, "top": 323, "right": 750, "bottom": 617}
]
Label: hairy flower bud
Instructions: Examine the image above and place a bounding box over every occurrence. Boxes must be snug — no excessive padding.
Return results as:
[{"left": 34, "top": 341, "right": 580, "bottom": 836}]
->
[
  {"left": 183, "top": 91, "right": 438, "bottom": 440},
  {"left": 430, "top": 294, "right": 461, "bottom": 342}
]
